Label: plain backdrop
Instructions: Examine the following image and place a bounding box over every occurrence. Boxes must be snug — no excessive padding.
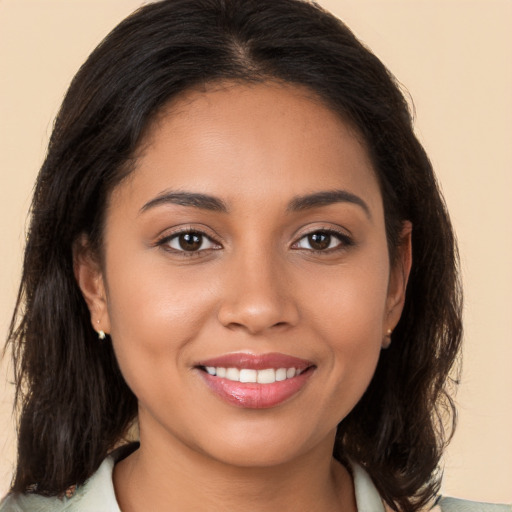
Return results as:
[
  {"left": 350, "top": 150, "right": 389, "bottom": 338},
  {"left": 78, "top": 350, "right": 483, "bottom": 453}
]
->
[{"left": 1, "top": 0, "right": 511, "bottom": 503}]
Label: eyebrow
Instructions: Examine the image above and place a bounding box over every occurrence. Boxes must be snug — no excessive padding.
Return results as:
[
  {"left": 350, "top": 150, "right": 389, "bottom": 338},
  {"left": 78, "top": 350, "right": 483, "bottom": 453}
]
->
[
  {"left": 139, "top": 188, "right": 370, "bottom": 218},
  {"left": 287, "top": 189, "right": 371, "bottom": 219},
  {"left": 140, "top": 191, "right": 228, "bottom": 214}
]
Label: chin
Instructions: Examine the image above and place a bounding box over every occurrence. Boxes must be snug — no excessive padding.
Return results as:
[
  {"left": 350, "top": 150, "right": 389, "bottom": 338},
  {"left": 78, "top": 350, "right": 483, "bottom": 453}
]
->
[{"left": 187, "top": 417, "right": 335, "bottom": 469}]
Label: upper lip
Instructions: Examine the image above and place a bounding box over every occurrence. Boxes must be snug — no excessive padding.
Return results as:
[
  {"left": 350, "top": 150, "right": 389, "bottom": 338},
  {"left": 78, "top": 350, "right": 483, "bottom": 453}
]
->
[{"left": 195, "top": 352, "right": 314, "bottom": 371}]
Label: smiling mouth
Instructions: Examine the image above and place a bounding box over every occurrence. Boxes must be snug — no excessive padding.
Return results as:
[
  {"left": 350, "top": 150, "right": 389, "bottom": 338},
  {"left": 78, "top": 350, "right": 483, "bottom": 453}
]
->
[
  {"left": 199, "top": 366, "right": 307, "bottom": 384},
  {"left": 195, "top": 353, "right": 316, "bottom": 408}
]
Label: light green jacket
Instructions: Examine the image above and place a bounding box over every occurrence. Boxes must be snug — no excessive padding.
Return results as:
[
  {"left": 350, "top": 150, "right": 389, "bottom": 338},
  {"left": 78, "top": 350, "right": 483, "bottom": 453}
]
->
[{"left": 1, "top": 454, "right": 510, "bottom": 512}]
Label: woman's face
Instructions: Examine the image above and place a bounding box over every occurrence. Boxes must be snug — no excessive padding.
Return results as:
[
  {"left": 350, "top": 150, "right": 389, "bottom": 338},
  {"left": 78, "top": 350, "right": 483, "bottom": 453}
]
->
[{"left": 78, "top": 82, "right": 410, "bottom": 467}]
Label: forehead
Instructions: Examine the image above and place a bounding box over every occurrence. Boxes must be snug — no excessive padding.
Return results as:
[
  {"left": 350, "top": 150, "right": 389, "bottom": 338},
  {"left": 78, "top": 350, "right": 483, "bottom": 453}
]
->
[{"left": 113, "top": 81, "right": 382, "bottom": 217}]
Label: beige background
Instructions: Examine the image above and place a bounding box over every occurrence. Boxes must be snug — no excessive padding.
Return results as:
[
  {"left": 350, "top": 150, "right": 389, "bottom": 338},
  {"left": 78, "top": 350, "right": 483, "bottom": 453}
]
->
[{"left": 1, "top": 0, "right": 511, "bottom": 503}]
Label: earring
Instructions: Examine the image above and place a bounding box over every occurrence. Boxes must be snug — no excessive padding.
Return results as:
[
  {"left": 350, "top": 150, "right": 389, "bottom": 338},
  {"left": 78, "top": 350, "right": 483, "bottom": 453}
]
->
[
  {"left": 96, "top": 320, "right": 106, "bottom": 340},
  {"left": 382, "top": 328, "right": 392, "bottom": 349}
]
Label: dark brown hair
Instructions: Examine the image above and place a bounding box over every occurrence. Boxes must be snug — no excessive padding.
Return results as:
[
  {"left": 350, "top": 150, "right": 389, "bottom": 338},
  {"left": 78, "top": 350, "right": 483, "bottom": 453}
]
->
[{"left": 5, "top": 1, "right": 462, "bottom": 510}]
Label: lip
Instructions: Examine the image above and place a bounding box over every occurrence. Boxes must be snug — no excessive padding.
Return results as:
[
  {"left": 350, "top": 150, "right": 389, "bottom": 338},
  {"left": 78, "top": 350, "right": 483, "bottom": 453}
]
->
[
  {"left": 196, "top": 352, "right": 313, "bottom": 371},
  {"left": 195, "top": 352, "right": 315, "bottom": 409}
]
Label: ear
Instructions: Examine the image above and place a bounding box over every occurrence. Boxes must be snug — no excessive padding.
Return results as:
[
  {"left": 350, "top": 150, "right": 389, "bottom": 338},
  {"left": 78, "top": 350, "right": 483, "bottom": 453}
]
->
[
  {"left": 383, "top": 221, "right": 412, "bottom": 347},
  {"left": 73, "top": 235, "right": 110, "bottom": 337}
]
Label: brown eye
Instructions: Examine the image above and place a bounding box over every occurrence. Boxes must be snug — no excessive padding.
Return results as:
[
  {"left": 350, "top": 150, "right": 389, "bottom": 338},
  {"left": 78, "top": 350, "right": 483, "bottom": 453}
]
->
[
  {"left": 308, "top": 232, "right": 331, "bottom": 250},
  {"left": 178, "top": 232, "right": 202, "bottom": 251},
  {"left": 294, "top": 230, "right": 348, "bottom": 252},
  {"left": 166, "top": 231, "right": 217, "bottom": 252}
]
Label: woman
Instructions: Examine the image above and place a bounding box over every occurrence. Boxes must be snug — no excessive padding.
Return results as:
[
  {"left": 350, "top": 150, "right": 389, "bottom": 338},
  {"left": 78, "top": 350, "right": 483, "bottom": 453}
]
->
[{"left": 1, "top": 0, "right": 509, "bottom": 511}]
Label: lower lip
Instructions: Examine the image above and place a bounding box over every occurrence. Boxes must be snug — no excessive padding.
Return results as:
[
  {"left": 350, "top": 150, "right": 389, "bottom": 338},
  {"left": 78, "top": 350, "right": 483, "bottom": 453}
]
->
[{"left": 199, "top": 369, "right": 314, "bottom": 409}]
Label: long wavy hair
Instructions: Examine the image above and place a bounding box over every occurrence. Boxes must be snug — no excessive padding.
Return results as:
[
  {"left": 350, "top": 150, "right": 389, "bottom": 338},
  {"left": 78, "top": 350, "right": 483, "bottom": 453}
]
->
[{"left": 5, "top": 1, "right": 462, "bottom": 510}]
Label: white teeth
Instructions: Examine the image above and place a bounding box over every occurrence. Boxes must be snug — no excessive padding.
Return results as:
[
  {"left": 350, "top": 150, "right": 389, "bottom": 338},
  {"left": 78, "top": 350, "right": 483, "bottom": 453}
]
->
[
  {"left": 239, "top": 369, "right": 257, "bottom": 383},
  {"left": 275, "top": 368, "right": 287, "bottom": 381},
  {"left": 257, "top": 368, "right": 276, "bottom": 384},
  {"left": 205, "top": 366, "right": 304, "bottom": 384},
  {"left": 225, "top": 368, "right": 240, "bottom": 381}
]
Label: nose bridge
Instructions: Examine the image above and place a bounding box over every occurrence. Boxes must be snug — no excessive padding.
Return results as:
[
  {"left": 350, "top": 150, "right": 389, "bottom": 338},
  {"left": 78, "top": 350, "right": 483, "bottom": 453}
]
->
[{"left": 217, "top": 239, "right": 298, "bottom": 334}]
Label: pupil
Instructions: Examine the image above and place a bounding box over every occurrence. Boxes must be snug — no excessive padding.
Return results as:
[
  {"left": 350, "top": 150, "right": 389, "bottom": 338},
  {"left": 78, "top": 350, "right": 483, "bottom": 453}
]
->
[
  {"left": 179, "top": 233, "right": 202, "bottom": 251},
  {"left": 309, "top": 232, "right": 330, "bottom": 250}
]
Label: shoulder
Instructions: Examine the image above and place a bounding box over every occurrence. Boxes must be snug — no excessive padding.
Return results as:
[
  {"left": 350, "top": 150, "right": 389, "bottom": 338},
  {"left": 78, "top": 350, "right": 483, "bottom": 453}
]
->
[
  {"left": 0, "top": 492, "right": 69, "bottom": 512},
  {"left": 352, "top": 463, "right": 510, "bottom": 512},
  {"left": 0, "top": 444, "right": 137, "bottom": 512},
  {"left": 0, "top": 455, "right": 117, "bottom": 511},
  {"left": 437, "top": 497, "right": 511, "bottom": 512}
]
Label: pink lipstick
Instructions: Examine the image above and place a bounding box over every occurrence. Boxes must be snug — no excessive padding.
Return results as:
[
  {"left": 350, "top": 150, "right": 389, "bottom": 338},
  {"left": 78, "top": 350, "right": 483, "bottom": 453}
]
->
[{"left": 195, "top": 352, "right": 315, "bottom": 409}]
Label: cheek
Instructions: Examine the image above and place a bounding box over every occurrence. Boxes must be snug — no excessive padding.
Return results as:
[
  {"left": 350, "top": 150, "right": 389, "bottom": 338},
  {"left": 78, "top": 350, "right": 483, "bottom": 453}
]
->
[
  {"left": 300, "top": 254, "right": 389, "bottom": 409},
  {"left": 304, "top": 250, "right": 390, "bottom": 342},
  {"left": 102, "top": 250, "right": 217, "bottom": 391},
  {"left": 106, "top": 241, "right": 214, "bottom": 332}
]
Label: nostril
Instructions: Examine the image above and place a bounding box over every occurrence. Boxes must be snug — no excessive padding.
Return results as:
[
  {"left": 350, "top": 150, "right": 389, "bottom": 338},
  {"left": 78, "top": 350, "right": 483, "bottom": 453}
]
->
[{"left": 216, "top": 290, "right": 300, "bottom": 334}]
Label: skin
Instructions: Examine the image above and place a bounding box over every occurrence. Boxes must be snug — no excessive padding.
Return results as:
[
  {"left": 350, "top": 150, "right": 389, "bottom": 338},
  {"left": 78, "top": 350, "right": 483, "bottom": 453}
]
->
[{"left": 76, "top": 82, "right": 411, "bottom": 512}]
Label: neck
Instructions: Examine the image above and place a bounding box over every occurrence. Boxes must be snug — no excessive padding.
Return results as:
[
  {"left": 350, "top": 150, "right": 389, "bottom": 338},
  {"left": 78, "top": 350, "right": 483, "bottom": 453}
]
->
[{"left": 113, "top": 418, "right": 356, "bottom": 512}]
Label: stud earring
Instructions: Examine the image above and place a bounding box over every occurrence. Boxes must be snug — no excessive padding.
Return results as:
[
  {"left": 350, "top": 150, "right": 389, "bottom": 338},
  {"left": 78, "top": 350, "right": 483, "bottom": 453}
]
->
[
  {"left": 96, "top": 320, "right": 106, "bottom": 340},
  {"left": 382, "top": 328, "right": 392, "bottom": 349}
]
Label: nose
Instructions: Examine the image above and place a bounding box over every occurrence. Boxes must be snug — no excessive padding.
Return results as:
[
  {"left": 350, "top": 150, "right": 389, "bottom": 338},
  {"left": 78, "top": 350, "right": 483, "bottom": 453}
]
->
[{"left": 217, "top": 250, "right": 300, "bottom": 335}]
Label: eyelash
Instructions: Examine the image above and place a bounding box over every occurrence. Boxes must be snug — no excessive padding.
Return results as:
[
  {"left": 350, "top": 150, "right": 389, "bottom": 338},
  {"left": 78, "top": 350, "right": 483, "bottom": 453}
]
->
[
  {"left": 155, "top": 228, "right": 222, "bottom": 257},
  {"left": 155, "top": 227, "right": 353, "bottom": 257},
  {"left": 291, "top": 228, "right": 353, "bottom": 254}
]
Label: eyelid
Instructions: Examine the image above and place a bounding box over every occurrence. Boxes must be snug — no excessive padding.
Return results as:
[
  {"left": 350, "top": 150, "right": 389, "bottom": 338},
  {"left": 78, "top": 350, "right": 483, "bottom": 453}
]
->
[
  {"left": 291, "top": 225, "right": 354, "bottom": 252},
  {"left": 154, "top": 225, "right": 223, "bottom": 254}
]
